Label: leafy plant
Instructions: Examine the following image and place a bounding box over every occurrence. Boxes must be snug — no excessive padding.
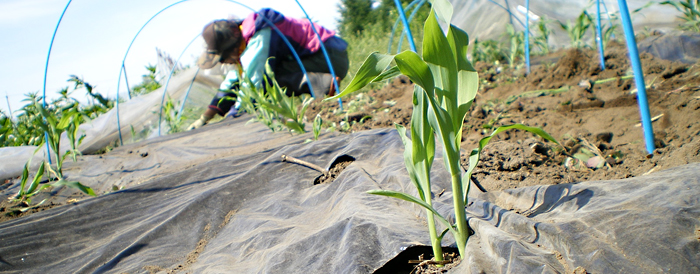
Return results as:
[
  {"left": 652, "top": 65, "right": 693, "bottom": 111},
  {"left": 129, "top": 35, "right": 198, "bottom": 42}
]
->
[
  {"left": 559, "top": 11, "right": 594, "bottom": 49},
  {"left": 232, "top": 59, "right": 312, "bottom": 134},
  {"left": 533, "top": 17, "right": 553, "bottom": 54},
  {"left": 313, "top": 114, "right": 323, "bottom": 140},
  {"left": 600, "top": 21, "right": 619, "bottom": 50},
  {"left": 504, "top": 24, "right": 525, "bottom": 66},
  {"left": 661, "top": 0, "right": 700, "bottom": 32},
  {"left": 68, "top": 75, "right": 113, "bottom": 118},
  {"left": 329, "top": 1, "right": 476, "bottom": 258},
  {"left": 14, "top": 157, "right": 46, "bottom": 204},
  {"left": 14, "top": 101, "right": 96, "bottom": 204},
  {"left": 395, "top": 87, "right": 445, "bottom": 262},
  {"left": 130, "top": 64, "right": 163, "bottom": 97},
  {"left": 470, "top": 38, "right": 506, "bottom": 64},
  {"left": 328, "top": 0, "right": 559, "bottom": 261},
  {"left": 1, "top": 77, "right": 113, "bottom": 148},
  {"left": 159, "top": 96, "right": 185, "bottom": 134},
  {"left": 260, "top": 62, "right": 313, "bottom": 134}
]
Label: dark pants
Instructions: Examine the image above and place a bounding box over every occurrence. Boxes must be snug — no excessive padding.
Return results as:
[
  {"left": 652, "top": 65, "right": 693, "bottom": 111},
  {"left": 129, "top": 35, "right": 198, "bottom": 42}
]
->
[{"left": 209, "top": 36, "right": 349, "bottom": 116}]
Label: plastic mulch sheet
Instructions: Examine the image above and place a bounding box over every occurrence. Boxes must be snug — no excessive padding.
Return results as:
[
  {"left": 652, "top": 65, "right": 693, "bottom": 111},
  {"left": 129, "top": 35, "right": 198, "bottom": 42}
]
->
[
  {"left": 0, "top": 125, "right": 698, "bottom": 273},
  {"left": 0, "top": 67, "right": 221, "bottom": 181},
  {"left": 638, "top": 31, "right": 700, "bottom": 64},
  {"left": 449, "top": 0, "right": 678, "bottom": 48}
]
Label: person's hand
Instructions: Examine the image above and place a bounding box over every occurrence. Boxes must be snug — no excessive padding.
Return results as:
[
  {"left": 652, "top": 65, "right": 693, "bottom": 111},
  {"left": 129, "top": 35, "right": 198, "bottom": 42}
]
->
[{"left": 186, "top": 114, "right": 212, "bottom": 131}]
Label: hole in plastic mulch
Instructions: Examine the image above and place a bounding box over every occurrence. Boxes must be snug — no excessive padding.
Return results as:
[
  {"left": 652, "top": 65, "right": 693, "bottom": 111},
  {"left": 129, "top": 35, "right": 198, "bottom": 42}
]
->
[
  {"left": 313, "top": 155, "right": 355, "bottom": 185},
  {"left": 373, "top": 245, "right": 461, "bottom": 274}
]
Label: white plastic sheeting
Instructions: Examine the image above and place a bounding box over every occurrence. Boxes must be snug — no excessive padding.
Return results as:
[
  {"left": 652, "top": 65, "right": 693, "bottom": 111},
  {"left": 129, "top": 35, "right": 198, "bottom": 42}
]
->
[
  {"left": 449, "top": 0, "right": 679, "bottom": 47},
  {"left": 0, "top": 67, "right": 222, "bottom": 181}
]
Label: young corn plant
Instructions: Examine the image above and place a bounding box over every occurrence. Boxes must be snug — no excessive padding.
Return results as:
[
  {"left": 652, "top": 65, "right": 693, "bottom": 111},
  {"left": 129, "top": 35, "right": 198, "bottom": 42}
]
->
[
  {"left": 14, "top": 158, "right": 47, "bottom": 204},
  {"left": 559, "top": 11, "right": 593, "bottom": 49},
  {"left": 232, "top": 60, "right": 312, "bottom": 134},
  {"left": 470, "top": 38, "right": 506, "bottom": 64},
  {"left": 533, "top": 17, "right": 553, "bottom": 55},
  {"left": 258, "top": 61, "right": 312, "bottom": 134},
  {"left": 395, "top": 87, "right": 446, "bottom": 262},
  {"left": 328, "top": 0, "right": 559, "bottom": 260},
  {"left": 313, "top": 114, "right": 323, "bottom": 140},
  {"left": 504, "top": 24, "right": 525, "bottom": 66},
  {"left": 661, "top": 0, "right": 700, "bottom": 32},
  {"left": 14, "top": 101, "right": 96, "bottom": 204},
  {"left": 159, "top": 96, "right": 185, "bottom": 134},
  {"left": 329, "top": 1, "right": 476, "bottom": 258}
]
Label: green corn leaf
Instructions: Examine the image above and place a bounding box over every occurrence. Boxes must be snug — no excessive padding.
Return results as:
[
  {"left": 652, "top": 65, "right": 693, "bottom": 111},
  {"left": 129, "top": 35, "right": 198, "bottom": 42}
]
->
[
  {"left": 447, "top": 25, "right": 473, "bottom": 73},
  {"left": 448, "top": 25, "right": 478, "bottom": 121},
  {"left": 395, "top": 123, "right": 425, "bottom": 200},
  {"left": 423, "top": 9, "right": 457, "bottom": 91},
  {"left": 51, "top": 180, "right": 96, "bottom": 196},
  {"left": 367, "top": 189, "right": 457, "bottom": 235},
  {"left": 15, "top": 161, "right": 31, "bottom": 199},
  {"left": 438, "top": 228, "right": 450, "bottom": 241},
  {"left": 327, "top": 52, "right": 395, "bottom": 100},
  {"left": 36, "top": 103, "right": 57, "bottom": 129},
  {"left": 394, "top": 51, "right": 435, "bottom": 96},
  {"left": 313, "top": 114, "right": 322, "bottom": 140},
  {"left": 56, "top": 110, "right": 76, "bottom": 130},
  {"left": 25, "top": 161, "right": 45, "bottom": 194},
  {"left": 411, "top": 87, "right": 435, "bottom": 171},
  {"left": 429, "top": 0, "right": 454, "bottom": 25},
  {"left": 26, "top": 185, "right": 52, "bottom": 199},
  {"left": 373, "top": 66, "right": 402, "bottom": 82}
]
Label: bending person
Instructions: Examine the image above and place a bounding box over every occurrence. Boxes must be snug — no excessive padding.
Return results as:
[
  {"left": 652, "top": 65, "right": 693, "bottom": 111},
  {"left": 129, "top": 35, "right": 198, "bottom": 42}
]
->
[{"left": 187, "top": 8, "right": 349, "bottom": 130}]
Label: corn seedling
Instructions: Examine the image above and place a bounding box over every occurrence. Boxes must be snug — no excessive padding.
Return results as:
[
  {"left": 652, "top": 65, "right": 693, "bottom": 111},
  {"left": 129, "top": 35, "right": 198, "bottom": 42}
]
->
[
  {"left": 231, "top": 59, "right": 312, "bottom": 134},
  {"left": 313, "top": 114, "right": 323, "bottom": 140},
  {"left": 504, "top": 24, "right": 525, "bottom": 66},
  {"left": 130, "top": 64, "right": 163, "bottom": 97},
  {"left": 231, "top": 74, "right": 283, "bottom": 132},
  {"left": 259, "top": 61, "right": 312, "bottom": 134},
  {"left": 661, "top": 0, "right": 700, "bottom": 32},
  {"left": 470, "top": 38, "right": 507, "bottom": 64},
  {"left": 396, "top": 86, "right": 446, "bottom": 262},
  {"left": 328, "top": 0, "right": 559, "bottom": 260},
  {"left": 14, "top": 158, "right": 46, "bottom": 204},
  {"left": 159, "top": 96, "right": 185, "bottom": 134},
  {"left": 533, "top": 17, "right": 553, "bottom": 54},
  {"left": 559, "top": 11, "right": 594, "bottom": 49},
  {"left": 14, "top": 101, "right": 96, "bottom": 204},
  {"left": 1, "top": 77, "right": 113, "bottom": 148},
  {"left": 329, "top": 1, "right": 476, "bottom": 258}
]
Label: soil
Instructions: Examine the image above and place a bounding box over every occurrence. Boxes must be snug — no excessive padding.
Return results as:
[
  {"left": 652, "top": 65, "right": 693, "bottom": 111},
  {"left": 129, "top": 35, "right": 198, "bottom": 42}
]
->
[
  {"left": 0, "top": 199, "right": 62, "bottom": 222},
  {"left": 306, "top": 40, "right": 700, "bottom": 193}
]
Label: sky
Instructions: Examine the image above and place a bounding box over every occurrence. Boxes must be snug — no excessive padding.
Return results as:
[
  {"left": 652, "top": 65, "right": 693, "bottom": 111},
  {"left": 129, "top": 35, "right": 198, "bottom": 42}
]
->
[{"left": 0, "top": 0, "right": 343, "bottom": 116}]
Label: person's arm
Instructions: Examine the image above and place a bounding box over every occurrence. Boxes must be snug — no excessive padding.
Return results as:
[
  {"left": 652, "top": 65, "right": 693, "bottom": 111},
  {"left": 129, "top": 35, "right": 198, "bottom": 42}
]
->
[{"left": 219, "top": 28, "right": 271, "bottom": 90}]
